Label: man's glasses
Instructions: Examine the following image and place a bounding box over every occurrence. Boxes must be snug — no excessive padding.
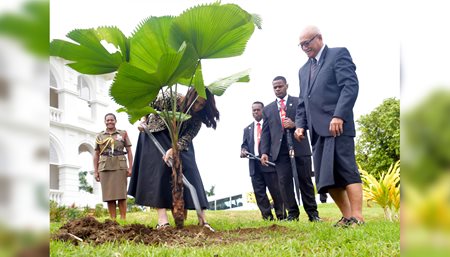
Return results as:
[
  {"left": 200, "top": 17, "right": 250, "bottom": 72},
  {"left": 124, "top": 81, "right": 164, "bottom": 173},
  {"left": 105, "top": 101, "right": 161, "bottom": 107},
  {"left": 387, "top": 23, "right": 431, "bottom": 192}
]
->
[{"left": 298, "top": 34, "right": 319, "bottom": 48}]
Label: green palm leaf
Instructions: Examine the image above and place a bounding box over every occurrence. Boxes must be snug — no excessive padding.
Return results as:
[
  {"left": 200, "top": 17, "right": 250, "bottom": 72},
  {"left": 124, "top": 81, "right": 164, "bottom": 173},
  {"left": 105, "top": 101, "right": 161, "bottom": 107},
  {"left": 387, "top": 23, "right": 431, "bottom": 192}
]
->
[
  {"left": 117, "top": 106, "right": 157, "bottom": 124},
  {"left": 170, "top": 3, "right": 256, "bottom": 59},
  {"left": 130, "top": 16, "right": 198, "bottom": 85},
  {"left": 96, "top": 26, "right": 130, "bottom": 62},
  {"left": 50, "top": 27, "right": 128, "bottom": 74},
  {"left": 130, "top": 16, "right": 175, "bottom": 73},
  {"left": 206, "top": 69, "right": 250, "bottom": 96},
  {"left": 110, "top": 63, "right": 161, "bottom": 109},
  {"left": 178, "top": 62, "right": 206, "bottom": 98},
  {"left": 0, "top": 0, "right": 49, "bottom": 57}
]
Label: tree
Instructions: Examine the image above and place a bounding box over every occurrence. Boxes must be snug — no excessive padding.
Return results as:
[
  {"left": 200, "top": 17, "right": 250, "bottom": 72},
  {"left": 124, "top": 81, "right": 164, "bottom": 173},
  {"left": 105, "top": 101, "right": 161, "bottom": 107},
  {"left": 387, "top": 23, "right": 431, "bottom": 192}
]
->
[
  {"left": 50, "top": 2, "right": 261, "bottom": 228},
  {"left": 78, "top": 171, "right": 93, "bottom": 194},
  {"left": 205, "top": 185, "right": 215, "bottom": 197},
  {"left": 356, "top": 97, "right": 399, "bottom": 179}
]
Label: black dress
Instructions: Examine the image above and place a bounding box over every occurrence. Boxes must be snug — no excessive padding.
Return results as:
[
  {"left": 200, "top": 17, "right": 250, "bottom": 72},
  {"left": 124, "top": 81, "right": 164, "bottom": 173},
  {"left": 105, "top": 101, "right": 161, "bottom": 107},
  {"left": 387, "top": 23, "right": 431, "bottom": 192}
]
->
[{"left": 127, "top": 123, "right": 209, "bottom": 210}]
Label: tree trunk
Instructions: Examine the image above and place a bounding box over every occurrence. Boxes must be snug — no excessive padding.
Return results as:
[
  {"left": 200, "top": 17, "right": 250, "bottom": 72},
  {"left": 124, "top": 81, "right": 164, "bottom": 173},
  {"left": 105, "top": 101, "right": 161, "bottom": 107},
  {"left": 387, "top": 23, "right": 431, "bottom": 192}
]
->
[
  {"left": 171, "top": 147, "right": 184, "bottom": 228},
  {"left": 169, "top": 119, "right": 184, "bottom": 228}
]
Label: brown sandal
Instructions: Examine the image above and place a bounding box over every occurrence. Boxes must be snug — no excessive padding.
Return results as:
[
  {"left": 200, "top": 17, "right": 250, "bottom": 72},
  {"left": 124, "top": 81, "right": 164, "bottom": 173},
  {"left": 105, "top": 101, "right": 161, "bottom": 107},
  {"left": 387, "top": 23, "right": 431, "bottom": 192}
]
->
[
  {"left": 333, "top": 217, "right": 351, "bottom": 228},
  {"left": 348, "top": 217, "right": 365, "bottom": 228},
  {"left": 202, "top": 223, "right": 215, "bottom": 232},
  {"left": 156, "top": 223, "right": 170, "bottom": 230}
]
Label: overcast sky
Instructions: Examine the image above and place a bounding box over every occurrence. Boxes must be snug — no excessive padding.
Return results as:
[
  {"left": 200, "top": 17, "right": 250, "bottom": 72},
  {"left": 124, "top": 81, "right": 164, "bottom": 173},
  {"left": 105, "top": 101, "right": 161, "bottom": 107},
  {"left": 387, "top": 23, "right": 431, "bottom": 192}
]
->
[{"left": 52, "top": 0, "right": 444, "bottom": 197}]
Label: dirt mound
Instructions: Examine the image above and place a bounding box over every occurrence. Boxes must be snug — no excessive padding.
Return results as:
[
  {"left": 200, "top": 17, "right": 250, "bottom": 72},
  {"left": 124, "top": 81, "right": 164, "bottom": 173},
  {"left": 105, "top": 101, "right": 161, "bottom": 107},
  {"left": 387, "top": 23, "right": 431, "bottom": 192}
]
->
[{"left": 51, "top": 216, "right": 287, "bottom": 247}]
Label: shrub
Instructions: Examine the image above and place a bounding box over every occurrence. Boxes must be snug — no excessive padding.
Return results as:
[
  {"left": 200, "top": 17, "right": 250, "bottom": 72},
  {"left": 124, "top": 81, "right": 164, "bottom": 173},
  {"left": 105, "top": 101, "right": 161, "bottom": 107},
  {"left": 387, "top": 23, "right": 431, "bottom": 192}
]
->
[
  {"left": 360, "top": 160, "right": 400, "bottom": 221},
  {"left": 49, "top": 200, "right": 61, "bottom": 222},
  {"left": 49, "top": 201, "right": 85, "bottom": 222},
  {"left": 94, "top": 203, "right": 107, "bottom": 217},
  {"left": 65, "top": 206, "right": 82, "bottom": 221}
]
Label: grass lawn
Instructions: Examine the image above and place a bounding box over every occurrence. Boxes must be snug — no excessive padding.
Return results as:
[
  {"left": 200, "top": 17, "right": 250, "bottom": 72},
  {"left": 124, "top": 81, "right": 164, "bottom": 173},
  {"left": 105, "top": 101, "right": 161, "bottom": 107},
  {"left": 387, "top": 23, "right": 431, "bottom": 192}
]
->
[{"left": 50, "top": 203, "right": 399, "bottom": 256}]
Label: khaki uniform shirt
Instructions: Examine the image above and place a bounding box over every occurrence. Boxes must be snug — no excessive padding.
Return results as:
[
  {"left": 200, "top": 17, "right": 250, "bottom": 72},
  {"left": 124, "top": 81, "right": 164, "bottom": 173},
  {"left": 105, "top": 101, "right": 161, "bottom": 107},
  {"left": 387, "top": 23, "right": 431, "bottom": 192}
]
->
[{"left": 95, "top": 129, "right": 132, "bottom": 171}]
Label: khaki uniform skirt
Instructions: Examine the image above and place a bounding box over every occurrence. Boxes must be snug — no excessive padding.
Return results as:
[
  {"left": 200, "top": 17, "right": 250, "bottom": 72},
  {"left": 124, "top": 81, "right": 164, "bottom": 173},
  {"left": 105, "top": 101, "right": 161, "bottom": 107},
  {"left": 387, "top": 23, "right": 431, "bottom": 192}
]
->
[{"left": 98, "top": 155, "right": 128, "bottom": 202}]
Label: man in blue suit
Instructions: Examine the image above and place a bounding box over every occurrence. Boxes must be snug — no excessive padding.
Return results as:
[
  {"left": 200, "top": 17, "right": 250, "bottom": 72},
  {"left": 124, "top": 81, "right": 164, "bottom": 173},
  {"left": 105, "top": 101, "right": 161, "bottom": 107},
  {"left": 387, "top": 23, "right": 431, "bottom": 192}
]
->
[
  {"left": 260, "top": 77, "right": 320, "bottom": 222},
  {"left": 240, "top": 101, "right": 285, "bottom": 220},
  {"left": 294, "top": 25, "right": 364, "bottom": 227}
]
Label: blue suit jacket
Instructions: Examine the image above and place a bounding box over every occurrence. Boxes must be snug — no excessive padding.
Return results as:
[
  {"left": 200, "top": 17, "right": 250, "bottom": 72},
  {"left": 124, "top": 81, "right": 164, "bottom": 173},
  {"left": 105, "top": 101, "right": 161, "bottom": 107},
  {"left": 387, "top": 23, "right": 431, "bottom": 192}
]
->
[
  {"left": 295, "top": 46, "right": 359, "bottom": 137},
  {"left": 241, "top": 122, "right": 276, "bottom": 176},
  {"left": 260, "top": 96, "right": 312, "bottom": 162}
]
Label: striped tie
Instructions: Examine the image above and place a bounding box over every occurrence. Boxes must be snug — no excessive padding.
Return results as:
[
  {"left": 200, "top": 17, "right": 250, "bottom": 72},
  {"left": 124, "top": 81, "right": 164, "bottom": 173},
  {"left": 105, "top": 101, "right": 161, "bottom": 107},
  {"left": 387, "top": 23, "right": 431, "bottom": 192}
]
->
[
  {"left": 310, "top": 58, "right": 318, "bottom": 80},
  {"left": 279, "top": 99, "right": 286, "bottom": 129}
]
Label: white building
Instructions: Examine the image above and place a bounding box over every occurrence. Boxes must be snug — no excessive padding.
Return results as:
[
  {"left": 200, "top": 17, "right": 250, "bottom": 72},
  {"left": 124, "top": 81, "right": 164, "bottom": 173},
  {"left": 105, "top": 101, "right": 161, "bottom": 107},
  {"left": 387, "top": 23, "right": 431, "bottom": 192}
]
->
[
  {"left": 49, "top": 56, "right": 116, "bottom": 207},
  {"left": 0, "top": 38, "right": 49, "bottom": 229}
]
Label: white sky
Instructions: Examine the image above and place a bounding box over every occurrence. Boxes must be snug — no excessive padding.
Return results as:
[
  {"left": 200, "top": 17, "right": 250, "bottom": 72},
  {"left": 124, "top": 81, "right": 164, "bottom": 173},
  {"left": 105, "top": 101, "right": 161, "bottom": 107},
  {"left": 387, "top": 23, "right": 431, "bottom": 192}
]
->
[{"left": 50, "top": 0, "right": 450, "bottom": 197}]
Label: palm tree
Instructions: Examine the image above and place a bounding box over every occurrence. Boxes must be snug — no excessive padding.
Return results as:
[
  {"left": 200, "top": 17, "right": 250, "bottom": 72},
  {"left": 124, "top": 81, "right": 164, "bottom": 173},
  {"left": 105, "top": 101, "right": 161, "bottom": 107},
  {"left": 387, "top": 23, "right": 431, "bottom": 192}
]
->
[{"left": 50, "top": 2, "right": 261, "bottom": 228}]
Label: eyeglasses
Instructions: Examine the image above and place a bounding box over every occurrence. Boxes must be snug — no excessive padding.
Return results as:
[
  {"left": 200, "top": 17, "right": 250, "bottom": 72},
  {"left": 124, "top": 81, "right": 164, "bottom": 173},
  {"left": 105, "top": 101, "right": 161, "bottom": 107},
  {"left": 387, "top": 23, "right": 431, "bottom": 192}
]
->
[{"left": 298, "top": 34, "right": 319, "bottom": 48}]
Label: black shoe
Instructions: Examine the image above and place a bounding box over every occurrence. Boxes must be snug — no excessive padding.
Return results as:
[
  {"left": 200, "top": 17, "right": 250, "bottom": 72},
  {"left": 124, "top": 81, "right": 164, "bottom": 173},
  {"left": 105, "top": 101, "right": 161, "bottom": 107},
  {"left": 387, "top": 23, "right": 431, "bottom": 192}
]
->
[
  {"left": 309, "top": 216, "right": 322, "bottom": 222},
  {"left": 263, "top": 215, "right": 274, "bottom": 221},
  {"left": 283, "top": 215, "right": 299, "bottom": 221}
]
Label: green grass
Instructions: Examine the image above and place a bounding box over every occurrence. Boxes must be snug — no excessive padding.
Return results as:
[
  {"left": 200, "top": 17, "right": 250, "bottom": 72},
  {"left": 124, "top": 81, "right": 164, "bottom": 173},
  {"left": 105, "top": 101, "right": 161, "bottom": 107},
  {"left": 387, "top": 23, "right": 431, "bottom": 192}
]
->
[{"left": 50, "top": 204, "right": 400, "bottom": 256}]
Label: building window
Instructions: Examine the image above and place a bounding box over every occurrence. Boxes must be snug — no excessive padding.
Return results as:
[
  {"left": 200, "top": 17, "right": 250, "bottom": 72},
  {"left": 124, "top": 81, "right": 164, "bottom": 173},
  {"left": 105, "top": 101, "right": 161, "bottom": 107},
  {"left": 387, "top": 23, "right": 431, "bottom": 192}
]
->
[
  {"left": 49, "top": 164, "right": 59, "bottom": 190},
  {"left": 0, "top": 176, "right": 11, "bottom": 206},
  {"left": 215, "top": 197, "right": 231, "bottom": 210},
  {"left": 208, "top": 201, "right": 216, "bottom": 210},
  {"left": 49, "top": 142, "right": 59, "bottom": 190},
  {"left": 50, "top": 72, "right": 58, "bottom": 108},
  {"left": 77, "top": 76, "right": 90, "bottom": 101},
  {"left": 0, "top": 76, "right": 9, "bottom": 101},
  {"left": 231, "top": 194, "right": 243, "bottom": 208}
]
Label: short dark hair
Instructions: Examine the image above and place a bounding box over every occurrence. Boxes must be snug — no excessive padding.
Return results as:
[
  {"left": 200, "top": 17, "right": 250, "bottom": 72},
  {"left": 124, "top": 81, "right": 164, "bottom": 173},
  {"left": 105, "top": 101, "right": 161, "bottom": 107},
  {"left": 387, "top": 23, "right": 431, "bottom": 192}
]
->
[
  {"left": 272, "top": 76, "right": 287, "bottom": 84},
  {"left": 252, "top": 101, "right": 264, "bottom": 108},
  {"left": 104, "top": 113, "right": 116, "bottom": 120}
]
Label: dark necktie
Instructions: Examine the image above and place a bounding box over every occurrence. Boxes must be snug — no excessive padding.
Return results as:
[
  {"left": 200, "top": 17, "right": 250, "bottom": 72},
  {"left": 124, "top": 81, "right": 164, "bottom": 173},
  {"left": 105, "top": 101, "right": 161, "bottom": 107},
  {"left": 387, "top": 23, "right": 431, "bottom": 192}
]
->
[{"left": 310, "top": 58, "right": 318, "bottom": 80}]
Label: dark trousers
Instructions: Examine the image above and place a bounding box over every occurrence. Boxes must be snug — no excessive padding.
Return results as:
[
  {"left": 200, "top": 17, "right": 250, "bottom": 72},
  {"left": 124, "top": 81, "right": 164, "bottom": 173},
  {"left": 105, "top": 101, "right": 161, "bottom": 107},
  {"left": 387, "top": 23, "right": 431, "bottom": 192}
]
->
[
  {"left": 320, "top": 193, "right": 328, "bottom": 203},
  {"left": 275, "top": 139, "right": 318, "bottom": 219},
  {"left": 251, "top": 162, "right": 286, "bottom": 220}
]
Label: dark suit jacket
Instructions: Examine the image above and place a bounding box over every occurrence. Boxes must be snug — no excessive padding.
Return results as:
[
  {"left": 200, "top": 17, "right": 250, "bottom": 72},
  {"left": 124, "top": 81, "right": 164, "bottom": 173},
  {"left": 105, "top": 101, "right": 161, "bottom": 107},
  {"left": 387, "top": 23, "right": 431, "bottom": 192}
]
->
[
  {"left": 241, "top": 122, "right": 276, "bottom": 176},
  {"left": 260, "top": 96, "right": 312, "bottom": 162},
  {"left": 296, "top": 46, "right": 358, "bottom": 137}
]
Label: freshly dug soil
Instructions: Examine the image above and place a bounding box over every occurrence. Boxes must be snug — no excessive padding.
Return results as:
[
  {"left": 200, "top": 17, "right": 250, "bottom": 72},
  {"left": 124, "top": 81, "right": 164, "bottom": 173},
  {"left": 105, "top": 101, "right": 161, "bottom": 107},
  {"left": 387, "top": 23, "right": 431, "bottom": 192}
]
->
[{"left": 51, "top": 216, "right": 287, "bottom": 247}]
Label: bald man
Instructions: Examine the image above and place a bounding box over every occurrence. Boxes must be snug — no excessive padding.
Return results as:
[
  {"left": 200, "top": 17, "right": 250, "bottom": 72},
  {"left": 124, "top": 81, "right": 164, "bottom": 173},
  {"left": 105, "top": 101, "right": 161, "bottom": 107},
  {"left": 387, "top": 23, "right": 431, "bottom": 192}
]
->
[{"left": 294, "top": 25, "right": 364, "bottom": 227}]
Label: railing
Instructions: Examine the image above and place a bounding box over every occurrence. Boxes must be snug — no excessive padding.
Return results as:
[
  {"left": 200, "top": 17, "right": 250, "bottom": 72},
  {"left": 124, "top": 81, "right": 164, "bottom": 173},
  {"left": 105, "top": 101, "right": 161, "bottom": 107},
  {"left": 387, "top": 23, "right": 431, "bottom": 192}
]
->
[
  {"left": 49, "top": 189, "right": 63, "bottom": 205},
  {"left": 50, "top": 107, "right": 63, "bottom": 122}
]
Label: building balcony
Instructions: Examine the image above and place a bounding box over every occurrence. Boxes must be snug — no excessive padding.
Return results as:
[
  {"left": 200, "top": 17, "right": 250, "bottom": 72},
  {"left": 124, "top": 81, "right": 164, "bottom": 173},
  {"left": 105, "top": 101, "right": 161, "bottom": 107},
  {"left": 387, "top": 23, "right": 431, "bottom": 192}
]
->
[
  {"left": 49, "top": 189, "right": 63, "bottom": 205},
  {"left": 50, "top": 107, "right": 63, "bottom": 123}
]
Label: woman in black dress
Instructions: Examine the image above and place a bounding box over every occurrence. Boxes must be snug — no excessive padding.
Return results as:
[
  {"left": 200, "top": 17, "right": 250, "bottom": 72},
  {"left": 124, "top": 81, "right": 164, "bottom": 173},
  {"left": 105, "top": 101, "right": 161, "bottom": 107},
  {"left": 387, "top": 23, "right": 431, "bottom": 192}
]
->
[{"left": 127, "top": 88, "right": 219, "bottom": 230}]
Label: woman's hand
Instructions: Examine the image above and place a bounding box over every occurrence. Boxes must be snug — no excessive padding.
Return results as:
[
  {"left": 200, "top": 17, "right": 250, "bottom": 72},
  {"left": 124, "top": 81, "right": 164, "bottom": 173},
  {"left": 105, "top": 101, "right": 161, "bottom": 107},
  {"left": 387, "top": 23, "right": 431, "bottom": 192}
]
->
[
  {"left": 163, "top": 148, "right": 173, "bottom": 166},
  {"left": 127, "top": 167, "right": 132, "bottom": 177},
  {"left": 94, "top": 171, "right": 100, "bottom": 182},
  {"left": 138, "top": 123, "right": 146, "bottom": 132}
]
